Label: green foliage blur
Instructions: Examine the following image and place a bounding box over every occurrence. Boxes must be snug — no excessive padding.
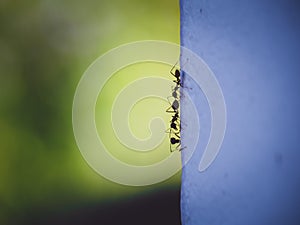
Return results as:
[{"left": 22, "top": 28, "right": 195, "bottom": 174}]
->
[{"left": 0, "top": 0, "right": 179, "bottom": 224}]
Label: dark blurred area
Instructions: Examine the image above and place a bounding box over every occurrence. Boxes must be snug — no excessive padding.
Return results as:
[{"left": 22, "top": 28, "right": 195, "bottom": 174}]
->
[
  {"left": 0, "top": 0, "right": 180, "bottom": 224},
  {"left": 17, "top": 187, "right": 181, "bottom": 225}
]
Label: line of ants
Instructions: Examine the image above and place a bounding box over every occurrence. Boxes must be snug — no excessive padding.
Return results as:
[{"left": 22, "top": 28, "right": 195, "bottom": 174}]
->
[{"left": 166, "top": 63, "right": 185, "bottom": 152}]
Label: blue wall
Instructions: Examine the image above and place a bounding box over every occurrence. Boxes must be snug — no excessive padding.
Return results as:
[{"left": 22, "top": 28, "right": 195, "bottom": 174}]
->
[{"left": 180, "top": 0, "right": 300, "bottom": 224}]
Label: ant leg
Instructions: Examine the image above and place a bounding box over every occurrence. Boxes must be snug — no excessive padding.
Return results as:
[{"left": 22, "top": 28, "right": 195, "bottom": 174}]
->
[
  {"left": 173, "top": 81, "right": 181, "bottom": 87},
  {"left": 167, "top": 97, "right": 179, "bottom": 108},
  {"left": 171, "top": 131, "right": 186, "bottom": 152},
  {"left": 170, "top": 140, "right": 180, "bottom": 152},
  {"left": 166, "top": 96, "right": 175, "bottom": 103},
  {"left": 178, "top": 146, "right": 187, "bottom": 151},
  {"left": 166, "top": 106, "right": 177, "bottom": 114},
  {"left": 175, "top": 141, "right": 187, "bottom": 152},
  {"left": 173, "top": 120, "right": 180, "bottom": 129},
  {"left": 166, "top": 128, "right": 180, "bottom": 138},
  {"left": 171, "top": 142, "right": 185, "bottom": 152},
  {"left": 175, "top": 142, "right": 181, "bottom": 151},
  {"left": 170, "top": 143, "right": 175, "bottom": 152},
  {"left": 165, "top": 128, "right": 171, "bottom": 134},
  {"left": 165, "top": 128, "right": 175, "bottom": 136},
  {"left": 173, "top": 132, "right": 181, "bottom": 139},
  {"left": 166, "top": 97, "right": 179, "bottom": 113},
  {"left": 169, "top": 61, "right": 179, "bottom": 77},
  {"left": 171, "top": 84, "right": 180, "bottom": 91}
]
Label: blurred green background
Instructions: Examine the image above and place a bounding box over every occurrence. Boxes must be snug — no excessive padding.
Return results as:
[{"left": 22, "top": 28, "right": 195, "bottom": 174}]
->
[{"left": 0, "top": 0, "right": 180, "bottom": 224}]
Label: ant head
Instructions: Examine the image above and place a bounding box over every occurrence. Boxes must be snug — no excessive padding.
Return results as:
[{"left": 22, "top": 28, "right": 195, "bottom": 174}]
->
[
  {"left": 175, "top": 69, "right": 180, "bottom": 78},
  {"left": 171, "top": 123, "right": 177, "bottom": 130},
  {"left": 170, "top": 137, "right": 177, "bottom": 144}
]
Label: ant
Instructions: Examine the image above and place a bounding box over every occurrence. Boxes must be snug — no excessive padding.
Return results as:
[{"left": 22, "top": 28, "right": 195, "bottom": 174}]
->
[{"left": 166, "top": 61, "right": 187, "bottom": 152}]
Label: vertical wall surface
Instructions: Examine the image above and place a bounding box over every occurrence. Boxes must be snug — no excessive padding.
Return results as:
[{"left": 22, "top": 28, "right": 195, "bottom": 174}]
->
[{"left": 180, "top": 0, "right": 300, "bottom": 225}]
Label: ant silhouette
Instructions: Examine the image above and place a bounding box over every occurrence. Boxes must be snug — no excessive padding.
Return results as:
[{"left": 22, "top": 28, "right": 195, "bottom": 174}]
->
[{"left": 166, "top": 61, "right": 188, "bottom": 153}]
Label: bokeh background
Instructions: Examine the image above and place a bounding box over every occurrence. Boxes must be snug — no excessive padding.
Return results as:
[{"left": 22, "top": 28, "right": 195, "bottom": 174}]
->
[{"left": 0, "top": 0, "right": 181, "bottom": 224}]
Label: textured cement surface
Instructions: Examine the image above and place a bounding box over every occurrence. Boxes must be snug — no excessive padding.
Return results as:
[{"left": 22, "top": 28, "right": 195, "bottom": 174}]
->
[{"left": 180, "top": 1, "right": 300, "bottom": 224}]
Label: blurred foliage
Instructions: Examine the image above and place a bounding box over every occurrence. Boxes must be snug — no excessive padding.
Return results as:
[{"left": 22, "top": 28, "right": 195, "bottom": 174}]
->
[
  {"left": 96, "top": 62, "right": 177, "bottom": 166},
  {"left": 0, "top": 0, "right": 179, "bottom": 224}
]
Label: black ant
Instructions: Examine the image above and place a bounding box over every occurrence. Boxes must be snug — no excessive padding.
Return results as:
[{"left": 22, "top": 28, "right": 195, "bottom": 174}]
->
[{"left": 166, "top": 61, "right": 186, "bottom": 153}]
